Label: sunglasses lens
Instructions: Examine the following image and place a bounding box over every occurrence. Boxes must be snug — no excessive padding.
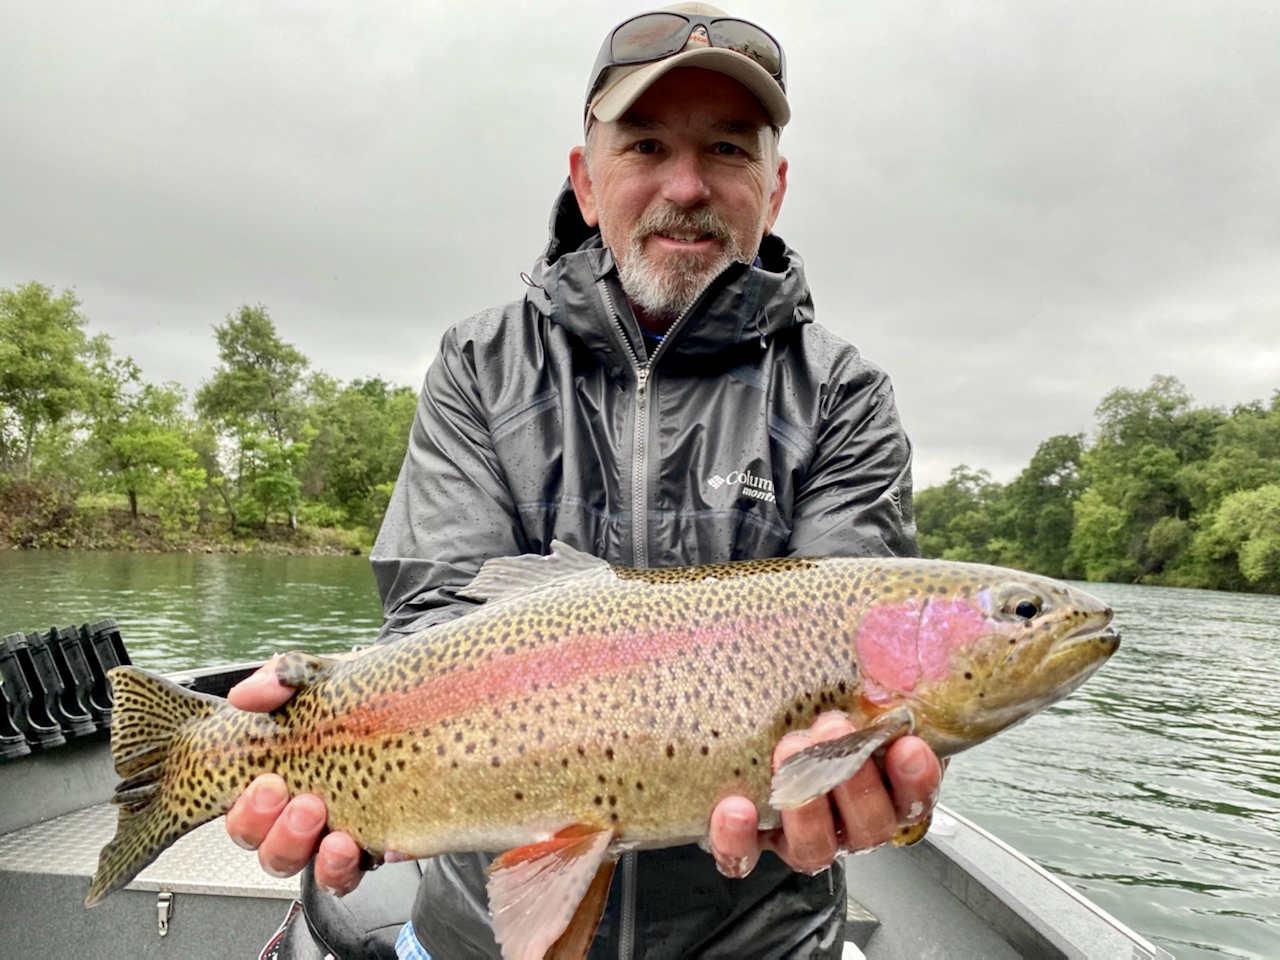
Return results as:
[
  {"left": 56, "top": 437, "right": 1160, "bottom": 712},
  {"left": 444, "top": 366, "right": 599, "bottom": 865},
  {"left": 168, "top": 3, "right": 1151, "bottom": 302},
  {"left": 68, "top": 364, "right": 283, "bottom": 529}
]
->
[
  {"left": 611, "top": 13, "right": 691, "bottom": 62},
  {"left": 710, "top": 19, "right": 782, "bottom": 77}
]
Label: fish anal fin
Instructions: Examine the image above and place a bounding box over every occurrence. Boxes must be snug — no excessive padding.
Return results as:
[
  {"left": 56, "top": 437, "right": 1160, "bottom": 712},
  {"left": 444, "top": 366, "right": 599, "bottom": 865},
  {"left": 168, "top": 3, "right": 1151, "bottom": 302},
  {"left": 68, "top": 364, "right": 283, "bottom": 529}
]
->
[
  {"left": 459, "top": 541, "right": 613, "bottom": 605},
  {"left": 488, "top": 825, "right": 615, "bottom": 960},
  {"left": 546, "top": 856, "right": 616, "bottom": 960},
  {"left": 769, "top": 706, "right": 914, "bottom": 810},
  {"left": 893, "top": 814, "right": 932, "bottom": 847}
]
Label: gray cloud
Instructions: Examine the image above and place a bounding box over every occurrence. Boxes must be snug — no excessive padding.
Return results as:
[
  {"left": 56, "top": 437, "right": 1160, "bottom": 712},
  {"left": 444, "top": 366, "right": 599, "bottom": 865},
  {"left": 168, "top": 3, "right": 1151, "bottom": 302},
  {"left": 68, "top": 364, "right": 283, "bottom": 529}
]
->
[{"left": 2, "top": 0, "right": 1276, "bottom": 488}]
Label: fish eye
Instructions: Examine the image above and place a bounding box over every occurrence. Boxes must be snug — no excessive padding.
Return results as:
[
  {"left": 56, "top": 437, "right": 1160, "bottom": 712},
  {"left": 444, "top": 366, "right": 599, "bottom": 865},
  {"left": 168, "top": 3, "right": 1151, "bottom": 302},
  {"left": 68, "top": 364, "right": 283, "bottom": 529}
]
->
[{"left": 1013, "top": 598, "right": 1041, "bottom": 620}]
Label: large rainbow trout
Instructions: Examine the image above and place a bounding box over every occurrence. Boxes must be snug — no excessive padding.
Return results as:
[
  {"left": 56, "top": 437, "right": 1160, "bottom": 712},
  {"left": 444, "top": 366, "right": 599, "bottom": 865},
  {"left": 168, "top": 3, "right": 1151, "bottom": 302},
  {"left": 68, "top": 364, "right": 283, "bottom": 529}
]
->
[{"left": 87, "top": 542, "right": 1119, "bottom": 958}]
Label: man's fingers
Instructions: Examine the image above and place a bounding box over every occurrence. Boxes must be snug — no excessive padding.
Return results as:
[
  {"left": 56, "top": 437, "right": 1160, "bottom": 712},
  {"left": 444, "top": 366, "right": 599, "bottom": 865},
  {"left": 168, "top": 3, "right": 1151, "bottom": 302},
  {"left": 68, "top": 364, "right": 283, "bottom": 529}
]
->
[
  {"left": 882, "top": 735, "right": 944, "bottom": 825},
  {"left": 256, "top": 793, "right": 328, "bottom": 879},
  {"left": 226, "top": 774, "right": 290, "bottom": 850},
  {"left": 708, "top": 796, "right": 763, "bottom": 878},
  {"left": 314, "top": 831, "right": 366, "bottom": 896},
  {"left": 227, "top": 657, "right": 295, "bottom": 712},
  {"left": 773, "top": 721, "right": 841, "bottom": 874}
]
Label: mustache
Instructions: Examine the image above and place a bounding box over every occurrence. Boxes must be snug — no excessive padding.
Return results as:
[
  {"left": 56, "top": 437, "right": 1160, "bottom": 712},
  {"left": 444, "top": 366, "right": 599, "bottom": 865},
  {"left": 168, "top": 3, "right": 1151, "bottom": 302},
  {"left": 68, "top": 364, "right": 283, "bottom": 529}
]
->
[{"left": 631, "top": 205, "right": 733, "bottom": 242}]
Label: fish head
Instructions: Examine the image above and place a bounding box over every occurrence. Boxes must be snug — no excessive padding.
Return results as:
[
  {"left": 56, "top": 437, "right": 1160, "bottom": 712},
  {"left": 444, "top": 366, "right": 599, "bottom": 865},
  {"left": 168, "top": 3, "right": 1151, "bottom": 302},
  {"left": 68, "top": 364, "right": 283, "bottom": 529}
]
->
[{"left": 852, "top": 562, "right": 1120, "bottom": 755}]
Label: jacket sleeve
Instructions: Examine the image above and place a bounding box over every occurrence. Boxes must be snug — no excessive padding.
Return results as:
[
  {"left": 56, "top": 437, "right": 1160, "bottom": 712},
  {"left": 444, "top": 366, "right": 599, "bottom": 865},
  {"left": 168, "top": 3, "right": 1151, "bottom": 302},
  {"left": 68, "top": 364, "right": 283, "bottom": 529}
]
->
[
  {"left": 370, "top": 318, "right": 529, "bottom": 640},
  {"left": 785, "top": 353, "right": 919, "bottom": 560}
]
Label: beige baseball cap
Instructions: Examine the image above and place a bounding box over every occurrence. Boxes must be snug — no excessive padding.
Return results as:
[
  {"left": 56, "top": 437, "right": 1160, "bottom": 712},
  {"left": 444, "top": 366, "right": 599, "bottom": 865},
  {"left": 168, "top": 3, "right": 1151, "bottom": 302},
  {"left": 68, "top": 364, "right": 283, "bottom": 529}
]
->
[{"left": 585, "top": 3, "right": 790, "bottom": 129}]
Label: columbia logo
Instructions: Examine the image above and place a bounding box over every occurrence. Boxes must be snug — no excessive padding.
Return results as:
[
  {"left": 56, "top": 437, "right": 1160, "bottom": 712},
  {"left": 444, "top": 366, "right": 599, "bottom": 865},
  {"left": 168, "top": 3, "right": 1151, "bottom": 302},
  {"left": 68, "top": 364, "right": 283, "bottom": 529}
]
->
[{"left": 706, "top": 468, "right": 776, "bottom": 503}]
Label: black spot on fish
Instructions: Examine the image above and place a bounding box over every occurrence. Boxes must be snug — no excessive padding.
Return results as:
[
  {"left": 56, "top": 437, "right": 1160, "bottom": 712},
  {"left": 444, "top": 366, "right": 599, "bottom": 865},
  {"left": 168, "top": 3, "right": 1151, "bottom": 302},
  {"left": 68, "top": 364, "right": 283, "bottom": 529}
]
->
[{"left": 666, "top": 744, "right": 675, "bottom": 758}]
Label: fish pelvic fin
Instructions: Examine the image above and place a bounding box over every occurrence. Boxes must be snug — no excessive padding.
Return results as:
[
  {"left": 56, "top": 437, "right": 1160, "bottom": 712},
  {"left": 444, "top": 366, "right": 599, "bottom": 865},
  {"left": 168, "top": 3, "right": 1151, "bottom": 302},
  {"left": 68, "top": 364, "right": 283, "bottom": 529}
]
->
[
  {"left": 488, "top": 825, "right": 615, "bottom": 960},
  {"left": 85, "top": 666, "right": 226, "bottom": 907},
  {"left": 769, "top": 706, "right": 915, "bottom": 810}
]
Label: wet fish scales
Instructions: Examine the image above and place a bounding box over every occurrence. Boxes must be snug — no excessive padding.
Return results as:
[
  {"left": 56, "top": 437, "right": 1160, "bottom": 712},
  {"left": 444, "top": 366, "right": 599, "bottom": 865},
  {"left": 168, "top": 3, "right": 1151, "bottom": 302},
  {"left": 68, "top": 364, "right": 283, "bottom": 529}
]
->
[{"left": 86, "top": 541, "right": 1120, "bottom": 960}]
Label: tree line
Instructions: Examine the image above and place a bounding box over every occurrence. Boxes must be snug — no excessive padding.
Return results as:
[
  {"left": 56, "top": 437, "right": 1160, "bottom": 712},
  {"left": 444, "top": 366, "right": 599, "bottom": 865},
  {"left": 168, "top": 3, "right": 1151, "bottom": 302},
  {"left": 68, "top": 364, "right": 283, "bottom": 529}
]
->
[
  {"left": 1, "top": 281, "right": 416, "bottom": 550},
  {"left": 915, "top": 375, "right": 1280, "bottom": 593},
  {"left": 3, "top": 280, "right": 1277, "bottom": 591}
]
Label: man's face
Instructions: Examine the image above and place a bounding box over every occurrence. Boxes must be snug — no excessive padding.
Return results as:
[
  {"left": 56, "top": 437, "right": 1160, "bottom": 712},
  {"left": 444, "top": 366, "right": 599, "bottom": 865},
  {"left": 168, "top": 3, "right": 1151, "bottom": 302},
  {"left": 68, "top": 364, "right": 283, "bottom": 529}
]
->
[{"left": 570, "top": 67, "right": 788, "bottom": 325}]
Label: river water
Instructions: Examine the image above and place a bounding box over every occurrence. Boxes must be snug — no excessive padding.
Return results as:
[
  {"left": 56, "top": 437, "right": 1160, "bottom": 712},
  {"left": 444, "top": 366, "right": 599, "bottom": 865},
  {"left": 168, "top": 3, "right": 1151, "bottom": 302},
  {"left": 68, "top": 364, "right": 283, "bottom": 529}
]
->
[{"left": 3, "top": 550, "right": 1277, "bottom": 958}]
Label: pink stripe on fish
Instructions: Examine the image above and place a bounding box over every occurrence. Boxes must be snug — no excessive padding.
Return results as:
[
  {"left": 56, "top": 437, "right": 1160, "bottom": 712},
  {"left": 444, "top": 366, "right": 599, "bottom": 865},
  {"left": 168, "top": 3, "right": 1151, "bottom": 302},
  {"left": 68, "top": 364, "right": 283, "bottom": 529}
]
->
[{"left": 335, "top": 616, "right": 785, "bottom": 738}]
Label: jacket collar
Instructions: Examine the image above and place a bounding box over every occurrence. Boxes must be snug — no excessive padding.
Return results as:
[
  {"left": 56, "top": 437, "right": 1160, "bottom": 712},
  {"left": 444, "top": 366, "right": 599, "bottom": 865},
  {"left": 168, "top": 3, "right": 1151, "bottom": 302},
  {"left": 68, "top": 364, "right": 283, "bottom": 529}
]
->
[{"left": 527, "top": 180, "right": 814, "bottom": 369}]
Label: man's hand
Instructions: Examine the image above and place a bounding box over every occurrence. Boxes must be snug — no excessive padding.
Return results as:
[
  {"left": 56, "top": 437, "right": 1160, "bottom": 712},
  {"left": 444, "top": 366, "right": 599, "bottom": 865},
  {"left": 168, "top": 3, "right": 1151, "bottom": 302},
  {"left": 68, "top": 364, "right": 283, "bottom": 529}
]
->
[
  {"left": 707, "top": 712, "right": 942, "bottom": 878},
  {"left": 224, "top": 658, "right": 366, "bottom": 895}
]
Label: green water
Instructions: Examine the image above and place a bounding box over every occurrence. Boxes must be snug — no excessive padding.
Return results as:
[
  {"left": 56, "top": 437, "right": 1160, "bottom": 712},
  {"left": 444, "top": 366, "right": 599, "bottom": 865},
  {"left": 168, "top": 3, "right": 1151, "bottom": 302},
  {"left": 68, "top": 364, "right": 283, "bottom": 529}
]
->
[
  {"left": 3, "top": 551, "right": 1277, "bottom": 958},
  {"left": 1, "top": 550, "right": 384, "bottom": 670}
]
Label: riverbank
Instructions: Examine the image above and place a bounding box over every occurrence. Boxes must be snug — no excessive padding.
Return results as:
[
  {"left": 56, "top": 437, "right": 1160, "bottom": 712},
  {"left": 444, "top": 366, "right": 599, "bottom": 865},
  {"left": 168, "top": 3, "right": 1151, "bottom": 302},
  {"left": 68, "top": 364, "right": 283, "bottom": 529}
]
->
[{"left": 0, "top": 484, "right": 368, "bottom": 556}]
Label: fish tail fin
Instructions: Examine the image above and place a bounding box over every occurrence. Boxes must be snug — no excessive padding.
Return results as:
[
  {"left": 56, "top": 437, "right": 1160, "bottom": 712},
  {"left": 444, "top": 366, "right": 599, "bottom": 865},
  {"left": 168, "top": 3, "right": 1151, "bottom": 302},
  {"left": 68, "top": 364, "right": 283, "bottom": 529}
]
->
[{"left": 86, "top": 666, "right": 227, "bottom": 906}]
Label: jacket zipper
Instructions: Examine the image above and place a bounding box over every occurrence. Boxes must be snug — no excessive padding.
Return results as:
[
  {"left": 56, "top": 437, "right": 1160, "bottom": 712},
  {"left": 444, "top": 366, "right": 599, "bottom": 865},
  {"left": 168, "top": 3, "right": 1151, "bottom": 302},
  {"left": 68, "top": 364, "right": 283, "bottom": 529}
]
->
[{"left": 598, "top": 279, "right": 710, "bottom": 960}]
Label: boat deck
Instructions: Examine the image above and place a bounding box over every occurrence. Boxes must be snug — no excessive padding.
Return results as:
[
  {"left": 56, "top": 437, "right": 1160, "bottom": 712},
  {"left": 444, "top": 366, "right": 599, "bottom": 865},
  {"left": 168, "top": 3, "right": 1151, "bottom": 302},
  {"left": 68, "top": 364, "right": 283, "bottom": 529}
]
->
[{"left": 0, "top": 801, "right": 298, "bottom": 900}]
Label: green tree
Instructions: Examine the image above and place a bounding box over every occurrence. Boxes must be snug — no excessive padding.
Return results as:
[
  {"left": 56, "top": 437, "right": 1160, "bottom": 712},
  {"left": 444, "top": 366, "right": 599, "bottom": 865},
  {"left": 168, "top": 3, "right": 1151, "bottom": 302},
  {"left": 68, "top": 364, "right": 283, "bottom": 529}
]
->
[
  {"left": 195, "top": 305, "right": 310, "bottom": 531},
  {"left": 1181, "top": 399, "right": 1280, "bottom": 515},
  {"left": 1075, "top": 376, "right": 1222, "bottom": 578},
  {"left": 1069, "top": 488, "right": 1138, "bottom": 582},
  {"left": 0, "top": 282, "right": 96, "bottom": 476},
  {"left": 301, "top": 376, "right": 417, "bottom": 529},
  {"left": 915, "top": 466, "right": 1004, "bottom": 563},
  {"left": 88, "top": 355, "right": 205, "bottom": 524},
  {"left": 1192, "top": 484, "right": 1280, "bottom": 590},
  {"left": 1001, "top": 433, "right": 1084, "bottom": 576}
]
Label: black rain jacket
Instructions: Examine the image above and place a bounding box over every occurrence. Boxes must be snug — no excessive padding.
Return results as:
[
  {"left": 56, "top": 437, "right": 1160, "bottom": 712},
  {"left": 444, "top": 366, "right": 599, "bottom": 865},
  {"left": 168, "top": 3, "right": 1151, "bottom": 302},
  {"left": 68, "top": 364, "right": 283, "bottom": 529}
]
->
[{"left": 365, "top": 180, "right": 918, "bottom": 959}]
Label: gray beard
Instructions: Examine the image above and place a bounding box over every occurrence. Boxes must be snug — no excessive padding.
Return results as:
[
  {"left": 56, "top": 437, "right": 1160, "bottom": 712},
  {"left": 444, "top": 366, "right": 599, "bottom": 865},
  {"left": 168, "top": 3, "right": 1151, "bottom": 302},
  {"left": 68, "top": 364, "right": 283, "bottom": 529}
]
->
[
  {"left": 616, "top": 247, "right": 736, "bottom": 324},
  {"left": 609, "top": 205, "right": 755, "bottom": 325}
]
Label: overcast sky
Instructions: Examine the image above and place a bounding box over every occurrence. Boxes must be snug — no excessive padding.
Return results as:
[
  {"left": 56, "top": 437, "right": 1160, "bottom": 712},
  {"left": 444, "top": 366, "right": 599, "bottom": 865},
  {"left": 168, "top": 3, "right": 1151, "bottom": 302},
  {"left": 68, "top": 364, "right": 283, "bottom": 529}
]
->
[{"left": 2, "top": 0, "right": 1277, "bottom": 488}]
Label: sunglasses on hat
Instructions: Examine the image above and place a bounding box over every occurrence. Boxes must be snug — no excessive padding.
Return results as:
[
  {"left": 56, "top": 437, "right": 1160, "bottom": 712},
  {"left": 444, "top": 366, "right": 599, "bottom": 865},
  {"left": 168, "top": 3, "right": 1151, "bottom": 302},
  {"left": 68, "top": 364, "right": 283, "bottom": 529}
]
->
[{"left": 586, "top": 11, "right": 787, "bottom": 106}]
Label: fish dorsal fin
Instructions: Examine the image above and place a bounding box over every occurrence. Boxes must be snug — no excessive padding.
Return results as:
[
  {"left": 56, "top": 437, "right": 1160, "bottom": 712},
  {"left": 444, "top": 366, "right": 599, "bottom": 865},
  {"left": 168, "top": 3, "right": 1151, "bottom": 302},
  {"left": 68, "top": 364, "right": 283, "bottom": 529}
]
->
[
  {"left": 488, "top": 825, "right": 615, "bottom": 960},
  {"left": 459, "top": 540, "right": 614, "bottom": 604},
  {"left": 769, "top": 706, "right": 915, "bottom": 810}
]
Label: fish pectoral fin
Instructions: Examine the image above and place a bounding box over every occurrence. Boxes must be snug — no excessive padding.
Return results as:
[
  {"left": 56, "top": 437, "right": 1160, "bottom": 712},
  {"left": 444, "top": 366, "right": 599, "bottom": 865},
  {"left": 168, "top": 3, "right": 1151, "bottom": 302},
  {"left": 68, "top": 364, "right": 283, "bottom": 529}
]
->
[
  {"left": 488, "top": 825, "right": 615, "bottom": 960},
  {"left": 769, "top": 706, "right": 914, "bottom": 810},
  {"left": 273, "top": 652, "right": 343, "bottom": 690},
  {"left": 458, "top": 540, "right": 614, "bottom": 604}
]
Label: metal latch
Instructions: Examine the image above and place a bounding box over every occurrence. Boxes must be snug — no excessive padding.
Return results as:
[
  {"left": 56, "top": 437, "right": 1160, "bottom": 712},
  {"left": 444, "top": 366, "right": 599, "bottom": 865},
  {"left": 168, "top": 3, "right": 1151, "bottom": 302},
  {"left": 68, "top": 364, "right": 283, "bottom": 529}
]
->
[{"left": 157, "top": 891, "right": 173, "bottom": 936}]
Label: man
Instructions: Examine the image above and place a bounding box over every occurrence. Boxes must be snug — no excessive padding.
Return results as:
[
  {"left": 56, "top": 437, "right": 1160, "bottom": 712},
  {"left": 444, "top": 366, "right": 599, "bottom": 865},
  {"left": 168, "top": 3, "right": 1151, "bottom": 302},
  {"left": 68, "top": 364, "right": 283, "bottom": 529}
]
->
[{"left": 229, "top": 4, "right": 944, "bottom": 957}]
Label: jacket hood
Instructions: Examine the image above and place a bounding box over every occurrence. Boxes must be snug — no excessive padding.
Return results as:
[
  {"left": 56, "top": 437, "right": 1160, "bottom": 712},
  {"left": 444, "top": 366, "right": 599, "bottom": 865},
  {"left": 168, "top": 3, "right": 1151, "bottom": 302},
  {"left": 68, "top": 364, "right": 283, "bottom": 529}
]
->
[{"left": 526, "top": 179, "right": 814, "bottom": 369}]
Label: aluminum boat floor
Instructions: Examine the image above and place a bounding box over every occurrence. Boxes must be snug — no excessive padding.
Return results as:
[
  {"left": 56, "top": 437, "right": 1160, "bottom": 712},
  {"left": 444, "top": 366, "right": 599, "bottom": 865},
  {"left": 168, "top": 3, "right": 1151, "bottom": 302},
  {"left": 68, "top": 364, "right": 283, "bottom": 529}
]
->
[{"left": 0, "top": 801, "right": 298, "bottom": 899}]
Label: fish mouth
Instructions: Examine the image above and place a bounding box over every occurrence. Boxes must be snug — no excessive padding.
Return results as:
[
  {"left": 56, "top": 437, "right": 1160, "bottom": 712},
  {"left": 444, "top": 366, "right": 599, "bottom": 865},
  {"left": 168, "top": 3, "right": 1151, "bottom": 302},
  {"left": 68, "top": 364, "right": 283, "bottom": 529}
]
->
[{"left": 1047, "top": 614, "right": 1121, "bottom": 666}]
